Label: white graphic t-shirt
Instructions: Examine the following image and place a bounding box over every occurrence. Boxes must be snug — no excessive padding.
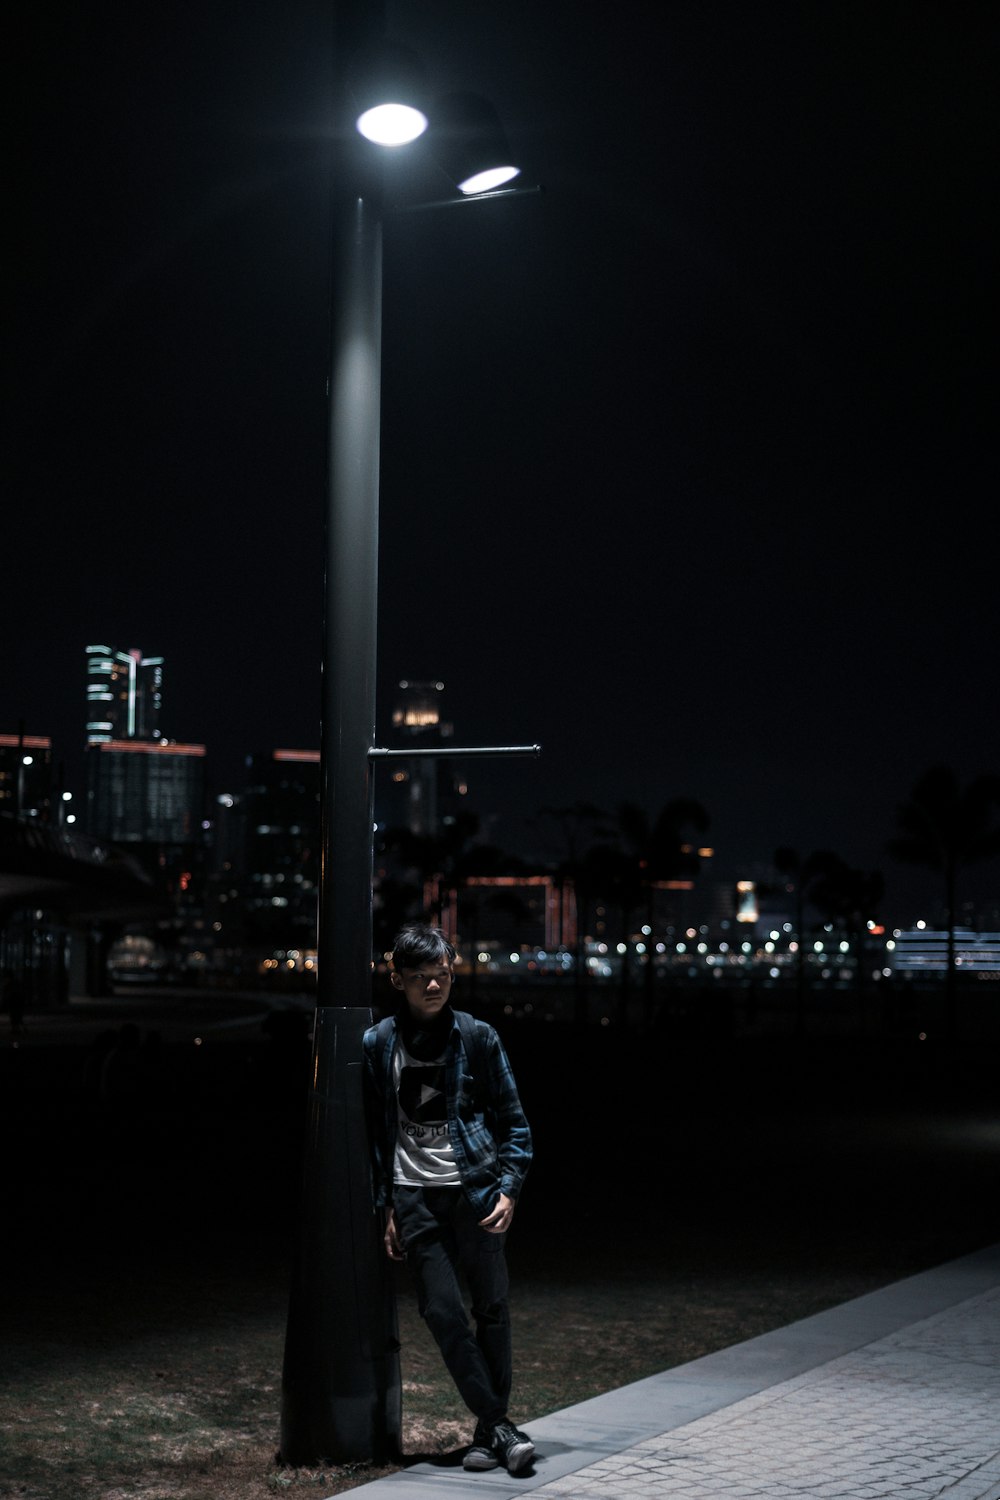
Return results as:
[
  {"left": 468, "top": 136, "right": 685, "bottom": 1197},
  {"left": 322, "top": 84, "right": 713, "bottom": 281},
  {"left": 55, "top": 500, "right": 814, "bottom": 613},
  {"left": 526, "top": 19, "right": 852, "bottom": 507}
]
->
[{"left": 392, "top": 1039, "right": 461, "bottom": 1186}]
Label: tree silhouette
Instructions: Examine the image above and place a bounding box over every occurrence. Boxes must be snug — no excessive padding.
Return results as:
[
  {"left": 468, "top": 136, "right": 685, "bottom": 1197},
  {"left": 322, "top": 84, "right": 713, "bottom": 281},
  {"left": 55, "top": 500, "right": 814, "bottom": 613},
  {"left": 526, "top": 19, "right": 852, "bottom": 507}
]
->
[
  {"left": 379, "top": 810, "right": 484, "bottom": 925},
  {"left": 887, "top": 765, "right": 1000, "bottom": 1039},
  {"left": 579, "top": 838, "right": 643, "bottom": 1021},
  {"left": 807, "top": 856, "right": 886, "bottom": 1025},
  {"left": 536, "top": 802, "right": 615, "bottom": 1023},
  {"left": 618, "top": 799, "right": 710, "bottom": 1028},
  {"left": 773, "top": 846, "right": 843, "bottom": 1035}
]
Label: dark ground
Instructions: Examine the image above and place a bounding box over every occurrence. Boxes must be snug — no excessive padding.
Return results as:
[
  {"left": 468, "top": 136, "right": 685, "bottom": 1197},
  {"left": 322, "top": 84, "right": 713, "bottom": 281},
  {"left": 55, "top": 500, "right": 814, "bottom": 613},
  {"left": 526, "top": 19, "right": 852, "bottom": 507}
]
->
[
  {"left": 2, "top": 991, "right": 999, "bottom": 1496},
  {"left": 4, "top": 993, "right": 999, "bottom": 1336}
]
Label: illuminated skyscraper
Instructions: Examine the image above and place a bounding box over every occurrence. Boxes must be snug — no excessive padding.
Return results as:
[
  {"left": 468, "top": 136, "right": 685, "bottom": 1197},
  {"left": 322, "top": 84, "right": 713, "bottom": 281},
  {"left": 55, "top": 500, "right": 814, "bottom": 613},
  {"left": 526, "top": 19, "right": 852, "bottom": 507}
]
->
[
  {"left": 85, "top": 740, "right": 205, "bottom": 844},
  {"left": 85, "top": 645, "right": 163, "bottom": 746},
  {"left": 387, "top": 680, "right": 450, "bottom": 837},
  {"left": 381, "top": 680, "right": 469, "bottom": 839},
  {"left": 83, "top": 644, "right": 202, "bottom": 851},
  {"left": 240, "top": 749, "right": 321, "bottom": 950}
]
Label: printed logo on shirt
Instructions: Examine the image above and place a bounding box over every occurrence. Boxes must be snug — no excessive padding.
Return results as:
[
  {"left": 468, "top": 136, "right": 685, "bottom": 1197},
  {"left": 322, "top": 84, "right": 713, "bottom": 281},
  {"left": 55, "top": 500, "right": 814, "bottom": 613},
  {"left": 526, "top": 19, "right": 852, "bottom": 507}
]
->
[{"left": 399, "top": 1064, "right": 447, "bottom": 1128}]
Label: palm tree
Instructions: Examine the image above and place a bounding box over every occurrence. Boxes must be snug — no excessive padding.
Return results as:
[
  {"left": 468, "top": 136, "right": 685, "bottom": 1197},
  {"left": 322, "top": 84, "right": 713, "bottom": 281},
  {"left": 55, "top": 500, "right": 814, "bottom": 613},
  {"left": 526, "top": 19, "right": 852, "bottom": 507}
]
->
[
  {"left": 772, "top": 847, "right": 843, "bottom": 1035},
  {"left": 887, "top": 765, "right": 1000, "bottom": 1039},
  {"left": 379, "top": 810, "right": 484, "bottom": 924},
  {"left": 807, "top": 857, "right": 886, "bottom": 1029},
  {"left": 536, "top": 803, "right": 615, "bottom": 1023},
  {"left": 618, "top": 799, "right": 710, "bottom": 1029}
]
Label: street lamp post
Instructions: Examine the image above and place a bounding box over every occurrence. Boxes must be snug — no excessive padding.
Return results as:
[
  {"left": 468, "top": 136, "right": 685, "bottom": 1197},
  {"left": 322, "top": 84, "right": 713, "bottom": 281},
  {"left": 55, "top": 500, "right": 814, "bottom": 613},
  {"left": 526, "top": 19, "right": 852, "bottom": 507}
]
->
[
  {"left": 278, "top": 0, "right": 398, "bottom": 1465},
  {"left": 280, "top": 5, "right": 537, "bottom": 1466}
]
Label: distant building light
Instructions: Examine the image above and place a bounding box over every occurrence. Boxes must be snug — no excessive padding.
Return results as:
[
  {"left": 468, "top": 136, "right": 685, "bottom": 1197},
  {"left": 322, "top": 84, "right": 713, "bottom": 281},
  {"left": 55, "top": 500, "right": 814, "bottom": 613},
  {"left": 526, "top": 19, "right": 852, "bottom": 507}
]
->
[
  {"left": 98, "top": 739, "right": 206, "bottom": 756},
  {"left": 736, "top": 880, "right": 758, "bottom": 924}
]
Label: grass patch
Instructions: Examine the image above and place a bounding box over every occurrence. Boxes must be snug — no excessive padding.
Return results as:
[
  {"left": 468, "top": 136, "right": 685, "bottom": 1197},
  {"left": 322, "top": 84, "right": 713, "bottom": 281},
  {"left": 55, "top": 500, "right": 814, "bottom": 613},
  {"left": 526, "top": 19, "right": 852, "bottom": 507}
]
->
[
  {"left": 0, "top": 1254, "right": 911, "bottom": 1500},
  {"left": 4, "top": 1027, "right": 999, "bottom": 1499}
]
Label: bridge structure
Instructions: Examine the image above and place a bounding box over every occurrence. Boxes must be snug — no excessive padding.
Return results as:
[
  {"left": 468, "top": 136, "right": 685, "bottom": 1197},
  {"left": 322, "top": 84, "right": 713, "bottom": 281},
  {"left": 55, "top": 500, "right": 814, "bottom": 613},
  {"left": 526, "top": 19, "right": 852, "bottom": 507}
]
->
[{"left": 0, "top": 815, "right": 171, "bottom": 1004}]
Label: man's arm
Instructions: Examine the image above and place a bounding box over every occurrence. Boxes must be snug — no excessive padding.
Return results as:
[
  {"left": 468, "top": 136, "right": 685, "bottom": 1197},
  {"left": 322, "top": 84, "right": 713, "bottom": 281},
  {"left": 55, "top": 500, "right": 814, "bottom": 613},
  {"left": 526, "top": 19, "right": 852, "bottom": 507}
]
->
[
  {"left": 485, "top": 1029, "right": 533, "bottom": 1203},
  {"left": 361, "top": 1025, "right": 394, "bottom": 1209}
]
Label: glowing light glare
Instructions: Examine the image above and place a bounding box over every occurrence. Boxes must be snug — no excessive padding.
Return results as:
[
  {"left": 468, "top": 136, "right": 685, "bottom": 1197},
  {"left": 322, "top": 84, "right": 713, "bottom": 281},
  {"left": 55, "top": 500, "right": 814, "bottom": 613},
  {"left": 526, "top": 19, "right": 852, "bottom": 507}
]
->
[
  {"left": 357, "top": 102, "right": 427, "bottom": 146},
  {"left": 459, "top": 164, "right": 520, "bottom": 195}
]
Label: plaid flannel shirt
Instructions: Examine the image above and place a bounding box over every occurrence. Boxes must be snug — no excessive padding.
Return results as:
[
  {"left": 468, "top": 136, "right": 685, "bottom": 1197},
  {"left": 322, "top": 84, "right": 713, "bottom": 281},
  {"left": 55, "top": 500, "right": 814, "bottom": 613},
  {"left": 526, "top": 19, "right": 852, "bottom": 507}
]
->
[{"left": 362, "top": 1011, "right": 533, "bottom": 1221}]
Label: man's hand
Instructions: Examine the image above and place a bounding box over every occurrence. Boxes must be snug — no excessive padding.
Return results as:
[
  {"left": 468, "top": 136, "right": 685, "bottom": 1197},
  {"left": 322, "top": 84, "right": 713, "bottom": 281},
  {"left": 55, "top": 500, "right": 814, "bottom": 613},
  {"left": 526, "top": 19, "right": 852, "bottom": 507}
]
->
[
  {"left": 479, "top": 1193, "right": 515, "bottom": 1234},
  {"left": 384, "top": 1207, "right": 405, "bottom": 1261}
]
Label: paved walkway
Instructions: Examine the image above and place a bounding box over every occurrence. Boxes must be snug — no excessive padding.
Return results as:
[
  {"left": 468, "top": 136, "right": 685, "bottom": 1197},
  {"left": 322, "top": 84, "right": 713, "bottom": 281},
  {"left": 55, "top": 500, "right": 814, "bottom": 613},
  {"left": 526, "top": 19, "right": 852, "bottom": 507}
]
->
[{"left": 343, "top": 1242, "right": 1000, "bottom": 1499}]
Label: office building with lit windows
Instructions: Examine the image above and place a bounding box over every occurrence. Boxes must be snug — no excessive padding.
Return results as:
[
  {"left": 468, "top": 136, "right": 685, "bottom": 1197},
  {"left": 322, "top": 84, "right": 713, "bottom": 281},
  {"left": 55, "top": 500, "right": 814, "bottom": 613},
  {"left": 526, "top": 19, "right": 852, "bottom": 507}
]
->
[
  {"left": 83, "top": 641, "right": 204, "bottom": 847},
  {"left": 240, "top": 750, "right": 320, "bottom": 950},
  {"left": 85, "top": 739, "right": 205, "bottom": 844},
  {"left": 0, "top": 733, "right": 53, "bottom": 820},
  {"left": 85, "top": 644, "right": 163, "bottom": 746},
  {"left": 381, "top": 679, "right": 469, "bottom": 838}
]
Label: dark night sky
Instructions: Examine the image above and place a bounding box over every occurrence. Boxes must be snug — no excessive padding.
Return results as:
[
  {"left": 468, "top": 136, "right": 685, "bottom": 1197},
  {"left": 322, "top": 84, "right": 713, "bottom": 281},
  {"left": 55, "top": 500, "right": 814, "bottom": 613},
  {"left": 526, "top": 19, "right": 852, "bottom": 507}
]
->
[{"left": 5, "top": 1, "right": 997, "bottom": 915}]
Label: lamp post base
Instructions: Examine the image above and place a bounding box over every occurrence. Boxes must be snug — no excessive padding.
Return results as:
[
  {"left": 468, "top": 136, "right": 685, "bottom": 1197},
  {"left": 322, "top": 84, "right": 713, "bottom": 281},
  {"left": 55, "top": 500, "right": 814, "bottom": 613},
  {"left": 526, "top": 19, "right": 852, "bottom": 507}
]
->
[{"left": 279, "top": 1006, "right": 401, "bottom": 1466}]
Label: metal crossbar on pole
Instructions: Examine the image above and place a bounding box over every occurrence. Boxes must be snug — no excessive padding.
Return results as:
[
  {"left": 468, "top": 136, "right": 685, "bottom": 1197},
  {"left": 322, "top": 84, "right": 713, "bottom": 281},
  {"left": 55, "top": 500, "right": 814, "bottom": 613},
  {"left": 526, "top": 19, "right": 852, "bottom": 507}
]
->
[{"left": 370, "top": 744, "right": 541, "bottom": 759}]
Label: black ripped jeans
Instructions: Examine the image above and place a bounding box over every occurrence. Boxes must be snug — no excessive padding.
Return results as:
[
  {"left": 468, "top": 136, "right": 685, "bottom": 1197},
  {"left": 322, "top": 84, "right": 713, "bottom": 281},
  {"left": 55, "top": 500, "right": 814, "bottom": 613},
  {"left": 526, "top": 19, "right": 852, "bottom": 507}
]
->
[{"left": 393, "top": 1185, "right": 511, "bottom": 1425}]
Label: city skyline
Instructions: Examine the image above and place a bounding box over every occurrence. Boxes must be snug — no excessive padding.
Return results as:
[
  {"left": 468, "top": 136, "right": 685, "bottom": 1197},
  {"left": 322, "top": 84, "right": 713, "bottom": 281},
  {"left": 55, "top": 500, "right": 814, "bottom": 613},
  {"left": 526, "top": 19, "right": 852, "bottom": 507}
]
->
[
  {"left": 5, "top": 1, "right": 996, "bottom": 919},
  {"left": 2, "top": 641, "right": 998, "bottom": 931}
]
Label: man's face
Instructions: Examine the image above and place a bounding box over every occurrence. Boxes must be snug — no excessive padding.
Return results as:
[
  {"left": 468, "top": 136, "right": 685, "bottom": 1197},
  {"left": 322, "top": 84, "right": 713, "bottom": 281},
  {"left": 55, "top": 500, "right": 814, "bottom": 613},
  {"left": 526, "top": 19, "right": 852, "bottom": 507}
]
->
[{"left": 391, "top": 960, "right": 454, "bottom": 1022}]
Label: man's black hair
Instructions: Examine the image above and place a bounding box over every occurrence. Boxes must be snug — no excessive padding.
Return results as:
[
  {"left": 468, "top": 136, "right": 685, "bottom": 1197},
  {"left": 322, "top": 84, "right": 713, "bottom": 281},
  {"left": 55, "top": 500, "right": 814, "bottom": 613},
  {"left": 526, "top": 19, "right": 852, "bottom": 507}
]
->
[{"left": 391, "top": 923, "right": 457, "bottom": 970}]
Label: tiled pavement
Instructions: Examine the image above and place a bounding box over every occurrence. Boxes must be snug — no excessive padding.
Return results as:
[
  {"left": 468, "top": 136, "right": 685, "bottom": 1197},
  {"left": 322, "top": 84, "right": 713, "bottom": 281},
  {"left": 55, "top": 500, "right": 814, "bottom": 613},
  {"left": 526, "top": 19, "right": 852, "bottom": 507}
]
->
[{"left": 341, "top": 1242, "right": 1000, "bottom": 1500}]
